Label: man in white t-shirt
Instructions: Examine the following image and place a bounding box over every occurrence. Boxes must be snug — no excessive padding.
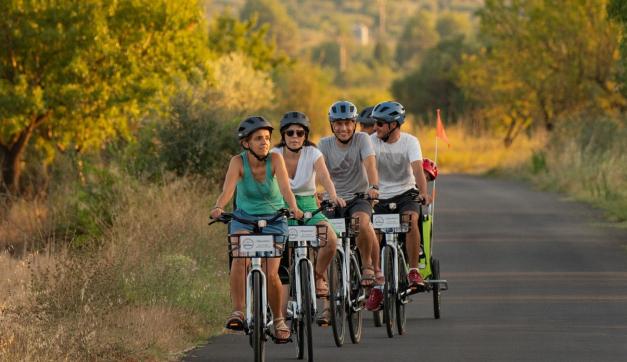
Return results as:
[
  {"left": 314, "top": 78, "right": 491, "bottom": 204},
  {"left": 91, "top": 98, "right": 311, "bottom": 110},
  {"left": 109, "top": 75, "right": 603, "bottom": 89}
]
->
[{"left": 364, "top": 101, "right": 432, "bottom": 311}]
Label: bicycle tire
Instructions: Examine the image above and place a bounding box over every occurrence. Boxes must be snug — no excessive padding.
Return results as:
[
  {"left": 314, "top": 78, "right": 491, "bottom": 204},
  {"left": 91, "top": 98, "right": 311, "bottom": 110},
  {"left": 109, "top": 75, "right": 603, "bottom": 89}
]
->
[
  {"left": 347, "top": 253, "right": 363, "bottom": 344},
  {"left": 431, "top": 257, "right": 441, "bottom": 319},
  {"left": 396, "top": 250, "right": 408, "bottom": 335},
  {"left": 373, "top": 310, "right": 382, "bottom": 327},
  {"left": 252, "top": 271, "right": 265, "bottom": 362},
  {"left": 300, "top": 260, "right": 314, "bottom": 360},
  {"left": 328, "top": 252, "right": 345, "bottom": 347},
  {"left": 382, "top": 245, "right": 396, "bottom": 338}
]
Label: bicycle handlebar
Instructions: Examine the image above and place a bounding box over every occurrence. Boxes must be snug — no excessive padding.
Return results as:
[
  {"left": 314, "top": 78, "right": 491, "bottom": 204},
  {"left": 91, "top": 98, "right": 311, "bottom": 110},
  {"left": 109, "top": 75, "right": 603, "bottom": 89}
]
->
[{"left": 209, "top": 208, "right": 291, "bottom": 227}]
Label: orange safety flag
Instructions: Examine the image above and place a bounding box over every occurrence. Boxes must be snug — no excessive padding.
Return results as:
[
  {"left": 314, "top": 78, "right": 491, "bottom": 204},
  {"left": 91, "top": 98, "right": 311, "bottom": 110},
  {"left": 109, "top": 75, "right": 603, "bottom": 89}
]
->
[{"left": 436, "top": 109, "right": 450, "bottom": 147}]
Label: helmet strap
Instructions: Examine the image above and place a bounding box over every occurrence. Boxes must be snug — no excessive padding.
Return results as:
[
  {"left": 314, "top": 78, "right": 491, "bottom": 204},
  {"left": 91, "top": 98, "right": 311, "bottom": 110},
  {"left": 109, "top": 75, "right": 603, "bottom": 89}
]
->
[
  {"left": 331, "top": 121, "right": 356, "bottom": 145},
  {"left": 244, "top": 146, "right": 269, "bottom": 162},
  {"left": 382, "top": 123, "right": 399, "bottom": 143},
  {"left": 286, "top": 145, "right": 303, "bottom": 153}
]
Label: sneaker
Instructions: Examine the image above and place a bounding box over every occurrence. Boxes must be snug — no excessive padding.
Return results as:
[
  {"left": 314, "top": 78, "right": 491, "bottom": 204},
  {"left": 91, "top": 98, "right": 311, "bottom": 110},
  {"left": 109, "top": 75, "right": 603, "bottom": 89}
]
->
[
  {"left": 365, "top": 288, "right": 383, "bottom": 311},
  {"left": 408, "top": 269, "right": 425, "bottom": 287}
]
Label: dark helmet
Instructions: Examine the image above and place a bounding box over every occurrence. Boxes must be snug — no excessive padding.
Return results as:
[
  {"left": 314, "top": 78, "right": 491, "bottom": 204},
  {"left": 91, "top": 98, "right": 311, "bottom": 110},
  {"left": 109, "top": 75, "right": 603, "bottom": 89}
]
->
[
  {"left": 357, "top": 106, "right": 375, "bottom": 126},
  {"left": 280, "top": 111, "right": 310, "bottom": 132},
  {"left": 328, "top": 100, "right": 358, "bottom": 121},
  {"left": 372, "top": 101, "right": 406, "bottom": 125},
  {"left": 237, "top": 116, "right": 273, "bottom": 140}
]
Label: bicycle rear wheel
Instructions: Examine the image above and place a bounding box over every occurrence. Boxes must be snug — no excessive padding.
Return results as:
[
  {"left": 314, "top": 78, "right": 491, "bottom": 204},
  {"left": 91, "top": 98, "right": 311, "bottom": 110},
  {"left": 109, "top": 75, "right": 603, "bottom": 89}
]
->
[
  {"left": 252, "top": 270, "right": 266, "bottom": 362},
  {"left": 328, "top": 252, "right": 345, "bottom": 347},
  {"left": 382, "top": 245, "right": 396, "bottom": 338},
  {"left": 299, "top": 260, "right": 314, "bottom": 360},
  {"left": 372, "top": 310, "right": 382, "bottom": 327},
  {"left": 347, "top": 253, "right": 363, "bottom": 344},
  {"left": 431, "top": 257, "right": 441, "bottom": 319},
  {"left": 396, "top": 250, "right": 408, "bottom": 335}
]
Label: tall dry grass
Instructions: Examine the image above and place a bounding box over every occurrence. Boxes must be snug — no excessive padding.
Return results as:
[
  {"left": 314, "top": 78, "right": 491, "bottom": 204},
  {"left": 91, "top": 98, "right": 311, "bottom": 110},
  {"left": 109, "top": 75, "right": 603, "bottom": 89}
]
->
[{"left": 0, "top": 175, "right": 230, "bottom": 361}]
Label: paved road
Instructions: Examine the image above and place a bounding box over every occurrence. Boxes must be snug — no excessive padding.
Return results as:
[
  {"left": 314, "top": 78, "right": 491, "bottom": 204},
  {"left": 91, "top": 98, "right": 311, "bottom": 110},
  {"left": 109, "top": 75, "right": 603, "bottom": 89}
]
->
[{"left": 185, "top": 174, "right": 627, "bottom": 361}]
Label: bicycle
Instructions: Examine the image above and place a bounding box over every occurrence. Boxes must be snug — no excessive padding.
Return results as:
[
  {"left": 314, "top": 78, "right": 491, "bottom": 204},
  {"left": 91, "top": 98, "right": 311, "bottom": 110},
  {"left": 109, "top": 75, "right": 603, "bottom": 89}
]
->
[
  {"left": 418, "top": 201, "right": 449, "bottom": 319},
  {"left": 325, "top": 193, "right": 372, "bottom": 347},
  {"left": 286, "top": 200, "right": 333, "bottom": 361},
  {"left": 210, "top": 209, "right": 290, "bottom": 362}
]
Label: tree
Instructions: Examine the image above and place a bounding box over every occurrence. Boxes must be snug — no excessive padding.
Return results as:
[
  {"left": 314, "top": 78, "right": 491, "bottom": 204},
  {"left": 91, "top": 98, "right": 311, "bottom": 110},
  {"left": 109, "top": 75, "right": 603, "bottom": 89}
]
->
[
  {"left": 395, "top": 10, "right": 439, "bottom": 68},
  {"left": 207, "top": 12, "right": 288, "bottom": 72},
  {"left": 0, "top": 0, "right": 209, "bottom": 193},
  {"left": 240, "top": 0, "right": 300, "bottom": 56},
  {"left": 608, "top": 0, "right": 627, "bottom": 97},
  {"left": 393, "top": 36, "right": 471, "bottom": 121},
  {"left": 458, "top": 0, "right": 624, "bottom": 145}
]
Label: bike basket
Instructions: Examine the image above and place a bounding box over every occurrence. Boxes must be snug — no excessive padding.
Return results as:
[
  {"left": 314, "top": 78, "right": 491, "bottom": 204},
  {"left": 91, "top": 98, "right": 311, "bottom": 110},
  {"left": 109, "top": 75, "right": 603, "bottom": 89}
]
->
[
  {"left": 372, "top": 213, "right": 412, "bottom": 233},
  {"left": 228, "top": 234, "right": 286, "bottom": 258},
  {"left": 327, "top": 217, "right": 359, "bottom": 237},
  {"left": 287, "top": 225, "right": 328, "bottom": 248}
]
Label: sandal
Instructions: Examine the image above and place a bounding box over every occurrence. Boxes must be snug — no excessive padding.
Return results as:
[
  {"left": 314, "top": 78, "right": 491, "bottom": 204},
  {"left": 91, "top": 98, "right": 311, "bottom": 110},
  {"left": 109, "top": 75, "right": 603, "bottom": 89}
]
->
[
  {"left": 316, "top": 307, "right": 331, "bottom": 327},
  {"left": 273, "top": 317, "right": 291, "bottom": 343},
  {"left": 223, "top": 311, "right": 245, "bottom": 334},
  {"left": 374, "top": 268, "right": 385, "bottom": 286},
  {"left": 361, "top": 265, "right": 376, "bottom": 287},
  {"left": 315, "top": 271, "right": 329, "bottom": 298}
]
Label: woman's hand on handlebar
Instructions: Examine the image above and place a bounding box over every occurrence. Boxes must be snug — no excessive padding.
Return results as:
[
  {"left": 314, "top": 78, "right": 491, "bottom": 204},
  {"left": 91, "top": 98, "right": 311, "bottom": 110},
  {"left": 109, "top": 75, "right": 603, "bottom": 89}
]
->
[
  {"left": 210, "top": 206, "right": 224, "bottom": 220},
  {"left": 291, "top": 208, "right": 304, "bottom": 220}
]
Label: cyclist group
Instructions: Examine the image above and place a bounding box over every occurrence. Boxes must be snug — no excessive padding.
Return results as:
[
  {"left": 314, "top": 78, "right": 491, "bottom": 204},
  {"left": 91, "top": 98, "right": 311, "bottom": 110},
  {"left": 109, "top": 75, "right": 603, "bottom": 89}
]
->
[{"left": 210, "top": 100, "right": 435, "bottom": 343}]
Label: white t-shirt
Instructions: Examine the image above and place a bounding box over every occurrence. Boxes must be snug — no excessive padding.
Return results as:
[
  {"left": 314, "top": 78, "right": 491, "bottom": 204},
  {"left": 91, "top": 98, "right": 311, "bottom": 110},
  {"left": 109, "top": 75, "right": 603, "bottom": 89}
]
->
[
  {"left": 271, "top": 145, "right": 322, "bottom": 196},
  {"left": 370, "top": 132, "right": 423, "bottom": 199}
]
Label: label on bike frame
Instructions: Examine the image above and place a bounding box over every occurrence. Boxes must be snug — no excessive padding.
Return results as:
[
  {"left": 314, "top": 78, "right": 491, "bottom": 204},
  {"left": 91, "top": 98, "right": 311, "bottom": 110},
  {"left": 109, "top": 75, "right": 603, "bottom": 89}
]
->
[
  {"left": 239, "top": 235, "right": 275, "bottom": 254},
  {"left": 327, "top": 218, "right": 346, "bottom": 234},
  {"left": 372, "top": 214, "right": 401, "bottom": 229},
  {"left": 288, "top": 226, "right": 317, "bottom": 241}
]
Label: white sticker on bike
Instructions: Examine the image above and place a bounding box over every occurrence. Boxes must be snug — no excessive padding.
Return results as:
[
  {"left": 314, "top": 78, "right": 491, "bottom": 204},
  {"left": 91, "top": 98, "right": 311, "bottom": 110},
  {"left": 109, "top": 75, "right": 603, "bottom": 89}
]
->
[
  {"left": 372, "top": 214, "right": 401, "bottom": 229},
  {"left": 239, "top": 235, "right": 275, "bottom": 254},
  {"left": 288, "top": 226, "right": 317, "bottom": 241},
  {"left": 327, "top": 218, "right": 346, "bottom": 234}
]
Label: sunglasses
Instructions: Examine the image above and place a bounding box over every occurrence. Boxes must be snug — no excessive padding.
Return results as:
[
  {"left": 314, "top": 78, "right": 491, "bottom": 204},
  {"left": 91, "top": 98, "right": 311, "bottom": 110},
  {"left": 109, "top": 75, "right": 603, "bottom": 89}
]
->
[
  {"left": 375, "top": 120, "right": 387, "bottom": 127},
  {"left": 285, "top": 129, "right": 306, "bottom": 137}
]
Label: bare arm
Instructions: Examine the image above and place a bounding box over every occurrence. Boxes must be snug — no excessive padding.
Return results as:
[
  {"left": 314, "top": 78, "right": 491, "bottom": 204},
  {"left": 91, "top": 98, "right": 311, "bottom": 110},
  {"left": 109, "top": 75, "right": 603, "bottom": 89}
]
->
[
  {"left": 272, "top": 152, "right": 303, "bottom": 218},
  {"left": 314, "top": 156, "right": 346, "bottom": 207},
  {"left": 411, "top": 160, "right": 431, "bottom": 204},
  {"left": 210, "top": 155, "right": 242, "bottom": 219},
  {"left": 363, "top": 154, "right": 379, "bottom": 199}
]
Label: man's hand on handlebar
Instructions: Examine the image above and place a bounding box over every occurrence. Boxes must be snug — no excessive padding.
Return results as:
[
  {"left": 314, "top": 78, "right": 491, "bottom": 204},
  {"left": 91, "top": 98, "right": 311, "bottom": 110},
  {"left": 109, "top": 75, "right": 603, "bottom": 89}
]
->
[
  {"left": 367, "top": 188, "right": 379, "bottom": 200},
  {"left": 330, "top": 195, "right": 346, "bottom": 208}
]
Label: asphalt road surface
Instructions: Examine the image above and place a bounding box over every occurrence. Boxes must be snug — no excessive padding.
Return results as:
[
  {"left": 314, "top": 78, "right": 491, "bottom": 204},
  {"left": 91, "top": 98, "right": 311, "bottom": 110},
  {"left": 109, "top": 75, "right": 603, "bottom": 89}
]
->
[{"left": 185, "top": 174, "right": 627, "bottom": 361}]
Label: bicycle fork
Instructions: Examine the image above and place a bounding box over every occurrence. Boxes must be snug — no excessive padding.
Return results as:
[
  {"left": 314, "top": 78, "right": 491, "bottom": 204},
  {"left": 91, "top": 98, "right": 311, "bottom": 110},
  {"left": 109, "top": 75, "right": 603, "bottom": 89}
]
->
[
  {"left": 292, "top": 241, "right": 317, "bottom": 317},
  {"left": 381, "top": 234, "right": 399, "bottom": 295},
  {"left": 246, "top": 258, "right": 267, "bottom": 332}
]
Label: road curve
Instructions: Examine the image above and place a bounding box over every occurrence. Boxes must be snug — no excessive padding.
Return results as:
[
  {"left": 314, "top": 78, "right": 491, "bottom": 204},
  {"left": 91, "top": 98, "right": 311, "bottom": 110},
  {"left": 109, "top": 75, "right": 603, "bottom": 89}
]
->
[{"left": 184, "top": 174, "right": 627, "bottom": 361}]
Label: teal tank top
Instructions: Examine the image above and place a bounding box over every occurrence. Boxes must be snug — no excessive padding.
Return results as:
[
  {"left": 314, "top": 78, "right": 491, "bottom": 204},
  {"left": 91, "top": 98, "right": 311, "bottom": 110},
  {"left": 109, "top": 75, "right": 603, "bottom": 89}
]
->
[{"left": 236, "top": 152, "right": 284, "bottom": 215}]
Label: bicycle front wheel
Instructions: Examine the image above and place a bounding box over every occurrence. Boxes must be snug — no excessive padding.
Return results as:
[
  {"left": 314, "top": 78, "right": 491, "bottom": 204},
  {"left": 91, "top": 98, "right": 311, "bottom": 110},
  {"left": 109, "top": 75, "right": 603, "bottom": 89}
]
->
[
  {"left": 396, "top": 250, "right": 408, "bottom": 335},
  {"left": 382, "top": 245, "right": 396, "bottom": 338},
  {"left": 328, "top": 252, "right": 346, "bottom": 347},
  {"left": 299, "top": 260, "right": 314, "bottom": 360},
  {"left": 347, "top": 253, "right": 363, "bottom": 344},
  {"left": 252, "top": 270, "right": 266, "bottom": 362}
]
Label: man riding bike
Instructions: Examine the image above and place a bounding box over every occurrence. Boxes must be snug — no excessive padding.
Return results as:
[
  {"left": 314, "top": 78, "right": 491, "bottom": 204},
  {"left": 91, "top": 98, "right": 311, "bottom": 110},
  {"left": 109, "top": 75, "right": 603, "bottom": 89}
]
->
[
  {"left": 318, "top": 100, "right": 382, "bottom": 310},
  {"left": 210, "top": 116, "right": 304, "bottom": 342},
  {"left": 364, "top": 101, "right": 432, "bottom": 311}
]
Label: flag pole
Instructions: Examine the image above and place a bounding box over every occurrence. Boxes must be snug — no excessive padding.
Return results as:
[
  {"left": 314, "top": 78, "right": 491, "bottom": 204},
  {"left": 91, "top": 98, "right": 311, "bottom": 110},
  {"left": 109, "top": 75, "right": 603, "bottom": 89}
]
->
[{"left": 431, "top": 109, "right": 440, "bottom": 251}]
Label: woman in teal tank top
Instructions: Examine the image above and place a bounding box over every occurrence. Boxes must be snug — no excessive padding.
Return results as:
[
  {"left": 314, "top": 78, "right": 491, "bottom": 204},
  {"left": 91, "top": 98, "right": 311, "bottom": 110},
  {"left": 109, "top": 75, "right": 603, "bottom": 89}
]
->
[{"left": 210, "top": 116, "right": 303, "bottom": 342}]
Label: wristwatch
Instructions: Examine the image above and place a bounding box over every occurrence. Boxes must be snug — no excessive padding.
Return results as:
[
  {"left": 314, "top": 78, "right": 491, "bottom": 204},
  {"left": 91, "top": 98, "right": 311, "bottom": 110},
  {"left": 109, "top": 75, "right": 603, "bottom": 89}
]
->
[{"left": 368, "top": 184, "right": 379, "bottom": 190}]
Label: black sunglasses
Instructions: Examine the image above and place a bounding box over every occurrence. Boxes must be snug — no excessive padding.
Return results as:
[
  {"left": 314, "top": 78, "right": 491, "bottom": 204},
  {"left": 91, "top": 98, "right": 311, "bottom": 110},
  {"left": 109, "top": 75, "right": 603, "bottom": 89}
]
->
[
  {"left": 285, "top": 129, "right": 306, "bottom": 137},
  {"left": 375, "top": 120, "right": 387, "bottom": 127}
]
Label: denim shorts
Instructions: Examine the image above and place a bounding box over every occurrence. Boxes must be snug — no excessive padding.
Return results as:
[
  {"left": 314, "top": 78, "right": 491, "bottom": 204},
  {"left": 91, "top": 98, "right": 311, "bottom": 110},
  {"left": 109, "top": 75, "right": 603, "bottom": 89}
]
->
[{"left": 228, "top": 208, "right": 288, "bottom": 242}]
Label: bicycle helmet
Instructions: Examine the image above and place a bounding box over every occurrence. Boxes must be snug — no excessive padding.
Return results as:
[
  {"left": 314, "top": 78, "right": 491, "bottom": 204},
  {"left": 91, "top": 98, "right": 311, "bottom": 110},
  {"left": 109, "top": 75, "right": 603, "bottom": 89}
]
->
[
  {"left": 280, "top": 111, "right": 310, "bottom": 132},
  {"left": 422, "top": 158, "right": 438, "bottom": 181},
  {"left": 372, "top": 101, "right": 406, "bottom": 125},
  {"left": 237, "top": 116, "right": 274, "bottom": 140},
  {"left": 357, "top": 106, "right": 375, "bottom": 126},
  {"left": 328, "top": 100, "right": 358, "bottom": 121}
]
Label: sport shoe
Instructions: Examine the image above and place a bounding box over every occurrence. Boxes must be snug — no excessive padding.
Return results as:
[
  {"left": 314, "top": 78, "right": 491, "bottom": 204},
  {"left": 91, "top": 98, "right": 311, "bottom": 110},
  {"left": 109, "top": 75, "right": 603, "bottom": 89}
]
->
[
  {"left": 365, "top": 288, "right": 383, "bottom": 311},
  {"left": 408, "top": 269, "right": 425, "bottom": 287}
]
